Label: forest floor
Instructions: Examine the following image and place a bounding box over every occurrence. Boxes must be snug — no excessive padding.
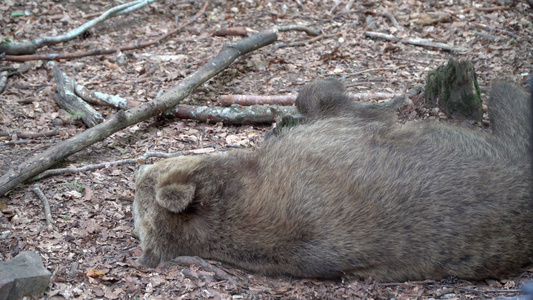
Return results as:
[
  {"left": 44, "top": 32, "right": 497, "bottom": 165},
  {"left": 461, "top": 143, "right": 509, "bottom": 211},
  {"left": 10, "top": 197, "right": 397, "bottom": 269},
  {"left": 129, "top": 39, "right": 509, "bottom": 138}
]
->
[{"left": 1, "top": 0, "right": 532, "bottom": 299}]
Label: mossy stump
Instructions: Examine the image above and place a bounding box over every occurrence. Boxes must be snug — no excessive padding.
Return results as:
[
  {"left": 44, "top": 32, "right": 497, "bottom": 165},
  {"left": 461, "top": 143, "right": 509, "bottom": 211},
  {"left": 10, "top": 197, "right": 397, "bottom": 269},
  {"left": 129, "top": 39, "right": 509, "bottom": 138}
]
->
[{"left": 425, "top": 59, "right": 483, "bottom": 121}]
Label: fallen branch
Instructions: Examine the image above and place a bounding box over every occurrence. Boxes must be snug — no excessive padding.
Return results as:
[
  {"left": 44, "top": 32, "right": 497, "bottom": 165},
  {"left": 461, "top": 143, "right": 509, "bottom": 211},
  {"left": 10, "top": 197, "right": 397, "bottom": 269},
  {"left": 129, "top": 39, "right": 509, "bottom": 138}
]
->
[
  {"left": 213, "top": 27, "right": 249, "bottom": 37},
  {"left": 12, "top": 130, "right": 59, "bottom": 139},
  {"left": 0, "top": 0, "right": 159, "bottom": 55},
  {"left": 351, "top": 92, "right": 403, "bottom": 101},
  {"left": 219, "top": 90, "right": 402, "bottom": 106},
  {"left": 50, "top": 63, "right": 103, "bottom": 127},
  {"left": 166, "top": 105, "right": 298, "bottom": 124},
  {"left": 0, "top": 26, "right": 319, "bottom": 196},
  {"left": 365, "top": 31, "right": 468, "bottom": 53},
  {"left": 31, "top": 148, "right": 218, "bottom": 181},
  {"left": 219, "top": 94, "right": 296, "bottom": 106},
  {"left": 33, "top": 184, "right": 54, "bottom": 230}
]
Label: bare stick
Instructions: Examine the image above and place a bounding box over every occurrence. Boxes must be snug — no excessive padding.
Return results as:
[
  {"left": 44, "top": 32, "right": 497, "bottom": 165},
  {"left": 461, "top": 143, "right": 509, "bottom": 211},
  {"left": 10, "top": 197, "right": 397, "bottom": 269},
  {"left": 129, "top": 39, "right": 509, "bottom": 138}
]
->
[
  {"left": 31, "top": 148, "right": 218, "bottom": 181},
  {"left": 365, "top": 31, "right": 468, "bottom": 53},
  {"left": 0, "top": 0, "right": 159, "bottom": 55},
  {"left": 459, "top": 5, "right": 511, "bottom": 13},
  {"left": 172, "top": 256, "right": 237, "bottom": 285},
  {"left": 342, "top": 67, "right": 399, "bottom": 81},
  {"left": 213, "top": 27, "right": 249, "bottom": 37},
  {"left": 13, "top": 130, "right": 59, "bottom": 139},
  {"left": 0, "top": 26, "right": 320, "bottom": 196},
  {"left": 428, "top": 285, "right": 521, "bottom": 294},
  {"left": 351, "top": 92, "right": 403, "bottom": 101},
  {"left": 0, "top": 139, "right": 55, "bottom": 148},
  {"left": 166, "top": 105, "right": 298, "bottom": 124},
  {"left": 277, "top": 25, "right": 322, "bottom": 36},
  {"left": 219, "top": 90, "right": 401, "bottom": 106},
  {"left": 0, "top": 71, "right": 7, "bottom": 94},
  {"left": 219, "top": 94, "right": 296, "bottom": 106},
  {"left": 33, "top": 184, "right": 54, "bottom": 230}
]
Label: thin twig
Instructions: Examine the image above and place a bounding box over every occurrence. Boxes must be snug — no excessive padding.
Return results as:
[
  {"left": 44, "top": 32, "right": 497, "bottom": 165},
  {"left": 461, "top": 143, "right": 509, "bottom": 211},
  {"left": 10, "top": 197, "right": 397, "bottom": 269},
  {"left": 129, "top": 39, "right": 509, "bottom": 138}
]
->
[
  {"left": 0, "top": 139, "right": 55, "bottom": 148},
  {"left": 275, "top": 33, "right": 337, "bottom": 49},
  {"left": 342, "top": 67, "right": 400, "bottom": 81},
  {"left": 365, "top": 31, "right": 468, "bottom": 53},
  {"left": 30, "top": 148, "right": 219, "bottom": 181},
  {"left": 330, "top": 1, "right": 342, "bottom": 14},
  {"left": 459, "top": 5, "right": 512, "bottom": 13},
  {"left": 276, "top": 25, "right": 322, "bottom": 36},
  {"left": 0, "top": 0, "right": 159, "bottom": 55},
  {"left": 33, "top": 184, "right": 54, "bottom": 230},
  {"left": 378, "top": 280, "right": 435, "bottom": 287},
  {"left": 428, "top": 285, "right": 521, "bottom": 294}
]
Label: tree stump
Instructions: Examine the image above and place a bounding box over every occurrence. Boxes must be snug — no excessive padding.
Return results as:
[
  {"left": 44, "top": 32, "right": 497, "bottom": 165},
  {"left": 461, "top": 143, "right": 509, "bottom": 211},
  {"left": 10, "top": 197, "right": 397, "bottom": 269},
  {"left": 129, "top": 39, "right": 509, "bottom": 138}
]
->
[{"left": 425, "top": 59, "right": 483, "bottom": 121}]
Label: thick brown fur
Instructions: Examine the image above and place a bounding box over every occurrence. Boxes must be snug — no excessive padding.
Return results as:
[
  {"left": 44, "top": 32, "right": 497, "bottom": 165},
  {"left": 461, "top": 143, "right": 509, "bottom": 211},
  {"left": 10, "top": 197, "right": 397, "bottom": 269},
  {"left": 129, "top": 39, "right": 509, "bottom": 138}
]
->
[{"left": 133, "top": 79, "right": 533, "bottom": 282}]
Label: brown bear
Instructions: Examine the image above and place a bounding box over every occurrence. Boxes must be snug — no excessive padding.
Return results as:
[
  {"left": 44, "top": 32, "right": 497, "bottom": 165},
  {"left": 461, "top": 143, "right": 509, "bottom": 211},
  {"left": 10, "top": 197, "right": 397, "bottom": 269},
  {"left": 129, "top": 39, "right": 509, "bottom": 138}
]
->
[{"left": 133, "top": 79, "right": 533, "bottom": 281}]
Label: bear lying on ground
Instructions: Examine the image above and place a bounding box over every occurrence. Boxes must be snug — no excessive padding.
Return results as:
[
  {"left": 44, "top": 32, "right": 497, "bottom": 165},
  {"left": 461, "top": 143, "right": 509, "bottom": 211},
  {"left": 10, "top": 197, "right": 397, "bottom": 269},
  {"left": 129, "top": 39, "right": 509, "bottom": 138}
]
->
[{"left": 133, "top": 79, "right": 532, "bottom": 282}]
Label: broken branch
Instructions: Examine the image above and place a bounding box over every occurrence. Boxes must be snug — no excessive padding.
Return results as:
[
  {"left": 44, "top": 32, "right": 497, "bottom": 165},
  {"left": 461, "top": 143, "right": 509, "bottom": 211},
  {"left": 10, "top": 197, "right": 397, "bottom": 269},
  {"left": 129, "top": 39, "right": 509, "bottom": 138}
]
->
[
  {"left": 219, "top": 94, "right": 296, "bottom": 106},
  {"left": 33, "top": 184, "right": 54, "bottom": 230},
  {"left": 50, "top": 62, "right": 103, "bottom": 127},
  {"left": 166, "top": 105, "right": 298, "bottom": 124}
]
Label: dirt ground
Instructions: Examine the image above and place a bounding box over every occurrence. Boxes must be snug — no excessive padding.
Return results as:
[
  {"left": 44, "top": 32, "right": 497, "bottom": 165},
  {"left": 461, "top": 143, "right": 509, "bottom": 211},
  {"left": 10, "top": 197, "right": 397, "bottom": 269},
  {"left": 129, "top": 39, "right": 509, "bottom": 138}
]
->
[{"left": 1, "top": 0, "right": 532, "bottom": 299}]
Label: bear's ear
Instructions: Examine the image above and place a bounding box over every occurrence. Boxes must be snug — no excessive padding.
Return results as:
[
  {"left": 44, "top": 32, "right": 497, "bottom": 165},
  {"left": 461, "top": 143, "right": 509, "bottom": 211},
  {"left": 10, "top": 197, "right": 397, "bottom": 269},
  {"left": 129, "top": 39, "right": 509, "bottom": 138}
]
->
[{"left": 155, "top": 182, "right": 196, "bottom": 213}]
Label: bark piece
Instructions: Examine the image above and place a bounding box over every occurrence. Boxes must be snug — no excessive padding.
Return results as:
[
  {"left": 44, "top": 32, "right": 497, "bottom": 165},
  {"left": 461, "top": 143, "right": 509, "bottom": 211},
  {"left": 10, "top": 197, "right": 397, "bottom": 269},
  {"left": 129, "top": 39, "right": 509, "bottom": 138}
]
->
[{"left": 0, "top": 252, "right": 52, "bottom": 300}]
